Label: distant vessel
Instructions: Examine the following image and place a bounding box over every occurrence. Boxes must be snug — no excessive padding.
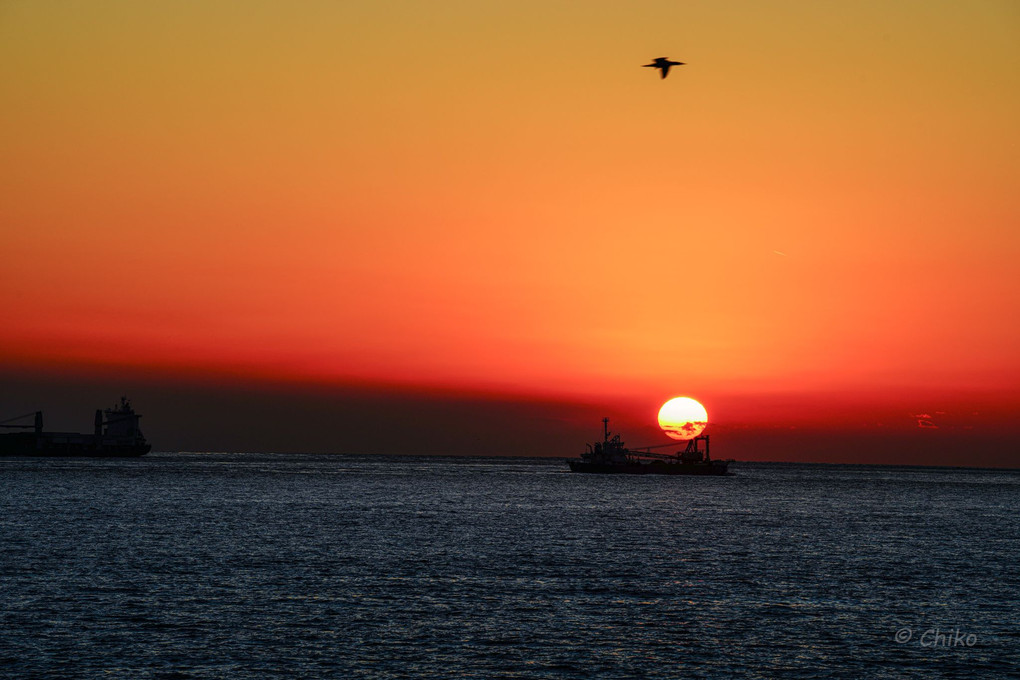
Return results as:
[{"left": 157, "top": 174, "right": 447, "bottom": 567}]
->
[
  {"left": 568, "top": 418, "right": 730, "bottom": 475},
  {"left": 0, "top": 397, "right": 151, "bottom": 457}
]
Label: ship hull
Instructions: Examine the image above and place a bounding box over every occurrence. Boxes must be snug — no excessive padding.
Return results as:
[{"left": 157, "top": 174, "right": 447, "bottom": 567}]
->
[
  {"left": 0, "top": 433, "right": 150, "bottom": 457},
  {"left": 568, "top": 459, "right": 730, "bottom": 475}
]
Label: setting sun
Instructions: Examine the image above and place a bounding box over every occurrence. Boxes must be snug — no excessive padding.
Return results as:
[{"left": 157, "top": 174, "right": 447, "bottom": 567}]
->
[{"left": 658, "top": 397, "right": 708, "bottom": 441}]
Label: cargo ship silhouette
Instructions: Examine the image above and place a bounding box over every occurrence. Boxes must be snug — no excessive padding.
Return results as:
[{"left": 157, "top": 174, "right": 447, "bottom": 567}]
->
[
  {"left": 0, "top": 397, "right": 151, "bottom": 457},
  {"left": 568, "top": 418, "right": 730, "bottom": 475}
]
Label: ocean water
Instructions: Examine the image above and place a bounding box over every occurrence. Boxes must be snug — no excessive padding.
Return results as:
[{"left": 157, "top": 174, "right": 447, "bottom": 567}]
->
[{"left": 1, "top": 454, "right": 1017, "bottom": 679}]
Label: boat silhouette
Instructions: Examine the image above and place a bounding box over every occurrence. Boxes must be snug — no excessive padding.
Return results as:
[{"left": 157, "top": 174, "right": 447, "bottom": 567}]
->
[
  {"left": 568, "top": 418, "right": 730, "bottom": 475},
  {"left": 0, "top": 397, "right": 151, "bottom": 457}
]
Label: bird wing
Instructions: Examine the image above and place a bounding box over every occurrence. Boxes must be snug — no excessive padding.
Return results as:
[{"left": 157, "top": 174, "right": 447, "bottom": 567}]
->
[{"left": 660, "top": 64, "right": 671, "bottom": 78}]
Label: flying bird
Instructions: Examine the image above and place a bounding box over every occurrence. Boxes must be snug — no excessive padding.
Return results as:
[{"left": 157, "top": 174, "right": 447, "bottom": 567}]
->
[{"left": 643, "top": 57, "right": 685, "bottom": 79}]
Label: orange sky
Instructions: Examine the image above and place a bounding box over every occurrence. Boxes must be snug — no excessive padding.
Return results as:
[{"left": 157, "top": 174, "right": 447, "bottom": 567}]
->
[{"left": 2, "top": 2, "right": 1018, "bottom": 455}]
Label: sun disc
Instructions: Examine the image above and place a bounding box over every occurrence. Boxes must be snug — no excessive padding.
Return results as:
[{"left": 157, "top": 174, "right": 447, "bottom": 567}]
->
[{"left": 658, "top": 397, "right": 708, "bottom": 441}]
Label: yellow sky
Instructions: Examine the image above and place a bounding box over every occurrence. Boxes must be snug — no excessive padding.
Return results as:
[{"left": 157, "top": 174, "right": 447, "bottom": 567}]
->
[{"left": 2, "top": 1, "right": 1018, "bottom": 404}]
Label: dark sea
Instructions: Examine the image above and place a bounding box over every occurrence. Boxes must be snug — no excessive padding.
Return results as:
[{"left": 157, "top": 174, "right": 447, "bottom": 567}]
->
[{"left": 1, "top": 454, "right": 1018, "bottom": 679}]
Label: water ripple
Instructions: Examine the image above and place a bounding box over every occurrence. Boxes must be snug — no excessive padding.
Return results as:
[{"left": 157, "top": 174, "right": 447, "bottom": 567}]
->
[{"left": 1, "top": 455, "right": 1017, "bottom": 678}]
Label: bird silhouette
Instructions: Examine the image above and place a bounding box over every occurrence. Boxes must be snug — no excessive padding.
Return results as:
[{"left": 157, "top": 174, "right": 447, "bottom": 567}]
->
[{"left": 643, "top": 57, "right": 685, "bottom": 79}]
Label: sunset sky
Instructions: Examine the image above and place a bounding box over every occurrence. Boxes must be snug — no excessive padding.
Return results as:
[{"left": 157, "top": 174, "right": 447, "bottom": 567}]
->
[{"left": 2, "top": 1, "right": 1018, "bottom": 464}]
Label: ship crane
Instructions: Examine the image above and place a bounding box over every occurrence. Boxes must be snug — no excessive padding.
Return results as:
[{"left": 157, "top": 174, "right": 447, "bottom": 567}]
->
[
  {"left": 0, "top": 412, "right": 37, "bottom": 427},
  {"left": 630, "top": 435, "right": 711, "bottom": 463},
  {"left": 630, "top": 442, "right": 688, "bottom": 451},
  {"left": 0, "top": 412, "right": 43, "bottom": 433}
]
